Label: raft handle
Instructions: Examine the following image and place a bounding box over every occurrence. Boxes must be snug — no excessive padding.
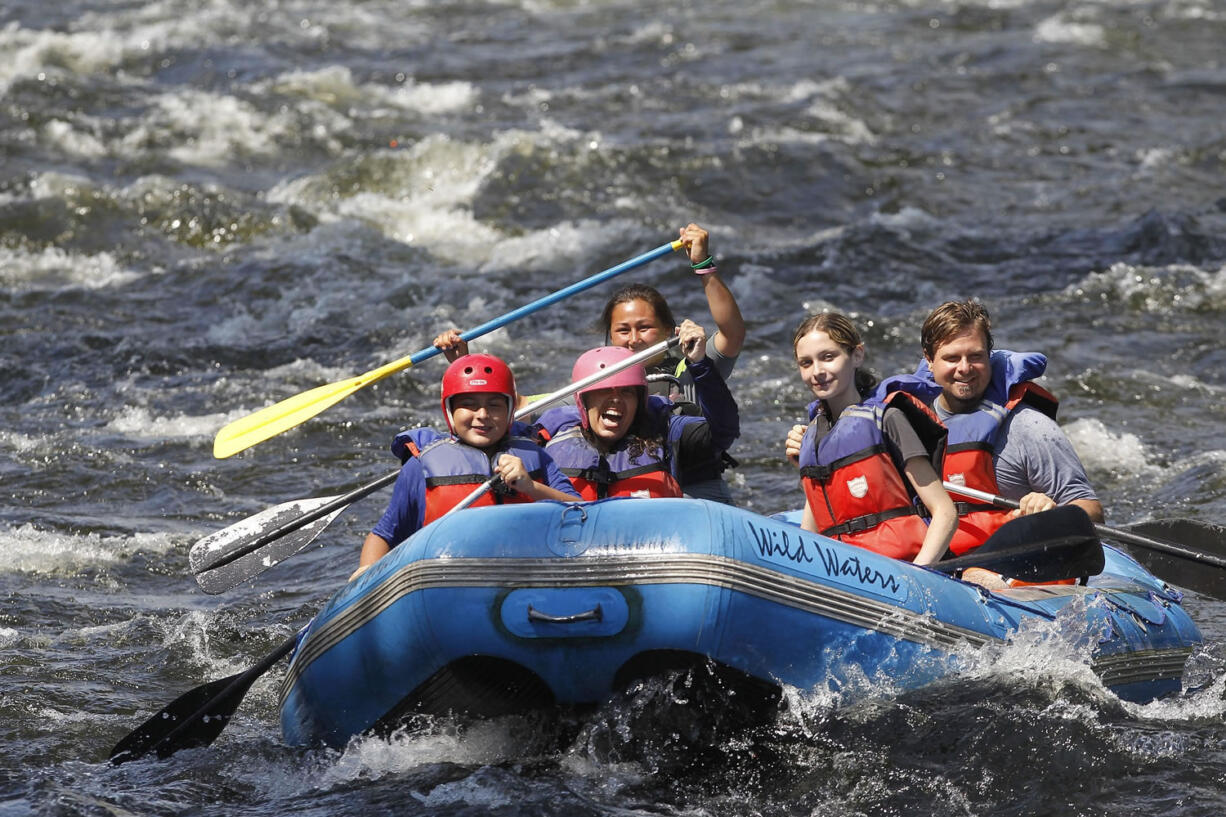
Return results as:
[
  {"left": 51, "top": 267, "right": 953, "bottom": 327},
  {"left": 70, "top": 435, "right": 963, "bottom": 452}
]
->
[{"left": 527, "top": 603, "right": 603, "bottom": 624}]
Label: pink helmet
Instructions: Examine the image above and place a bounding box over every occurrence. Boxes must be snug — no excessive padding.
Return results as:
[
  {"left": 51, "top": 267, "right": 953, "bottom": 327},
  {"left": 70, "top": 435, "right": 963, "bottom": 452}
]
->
[
  {"left": 440, "top": 353, "right": 516, "bottom": 434},
  {"left": 571, "top": 346, "right": 647, "bottom": 429}
]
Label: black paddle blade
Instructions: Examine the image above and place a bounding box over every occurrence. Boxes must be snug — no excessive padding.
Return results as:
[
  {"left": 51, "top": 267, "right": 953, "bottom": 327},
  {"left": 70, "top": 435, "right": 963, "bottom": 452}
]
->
[
  {"left": 109, "top": 672, "right": 246, "bottom": 764},
  {"left": 1112, "top": 519, "right": 1226, "bottom": 601},
  {"left": 109, "top": 634, "right": 298, "bottom": 765},
  {"left": 936, "top": 505, "right": 1105, "bottom": 583}
]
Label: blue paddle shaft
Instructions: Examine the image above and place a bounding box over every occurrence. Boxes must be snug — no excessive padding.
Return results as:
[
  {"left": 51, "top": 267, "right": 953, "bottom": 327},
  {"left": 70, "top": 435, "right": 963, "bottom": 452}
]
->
[{"left": 407, "top": 240, "right": 682, "bottom": 366}]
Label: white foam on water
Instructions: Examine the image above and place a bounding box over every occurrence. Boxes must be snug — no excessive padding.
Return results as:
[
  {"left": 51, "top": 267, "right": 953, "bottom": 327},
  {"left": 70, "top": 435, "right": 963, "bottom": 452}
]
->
[
  {"left": 723, "top": 77, "right": 877, "bottom": 148},
  {"left": 0, "top": 21, "right": 127, "bottom": 95},
  {"left": 1160, "top": 0, "right": 1225, "bottom": 22},
  {"left": 870, "top": 206, "right": 940, "bottom": 231},
  {"left": 121, "top": 88, "right": 344, "bottom": 167},
  {"left": 385, "top": 79, "right": 477, "bottom": 115},
  {"left": 270, "top": 129, "right": 639, "bottom": 269},
  {"left": 618, "top": 20, "right": 677, "bottom": 47},
  {"left": 0, "top": 524, "right": 175, "bottom": 574},
  {"left": 1136, "top": 147, "right": 1176, "bottom": 172},
  {"left": 260, "top": 64, "right": 368, "bottom": 106},
  {"left": 1063, "top": 417, "right": 1165, "bottom": 481},
  {"left": 0, "top": 243, "right": 137, "bottom": 291},
  {"left": 104, "top": 405, "right": 235, "bottom": 443},
  {"left": 0, "top": 430, "right": 43, "bottom": 456},
  {"left": 40, "top": 118, "right": 108, "bottom": 158},
  {"left": 1033, "top": 13, "right": 1107, "bottom": 47},
  {"left": 1069, "top": 261, "right": 1226, "bottom": 313},
  {"left": 313, "top": 718, "right": 528, "bottom": 789}
]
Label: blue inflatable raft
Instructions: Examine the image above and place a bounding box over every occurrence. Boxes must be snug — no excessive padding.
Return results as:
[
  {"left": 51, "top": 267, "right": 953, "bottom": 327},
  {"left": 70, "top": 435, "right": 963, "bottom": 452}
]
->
[{"left": 279, "top": 499, "right": 1202, "bottom": 748}]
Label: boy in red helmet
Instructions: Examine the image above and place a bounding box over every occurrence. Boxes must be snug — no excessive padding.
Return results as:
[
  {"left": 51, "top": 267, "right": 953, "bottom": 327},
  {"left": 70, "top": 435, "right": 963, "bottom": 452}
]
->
[{"left": 351, "top": 354, "right": 578, "bottom": 580}]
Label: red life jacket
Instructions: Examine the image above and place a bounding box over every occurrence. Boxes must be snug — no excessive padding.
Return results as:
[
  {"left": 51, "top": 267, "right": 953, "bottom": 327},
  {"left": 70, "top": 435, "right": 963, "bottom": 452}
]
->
[
  {"left": 942, "top": 381, "right": 1059, "bottom": 554},
  {"left": 798, "top": 391, "right": 946, "bottom": 560},
  {"left": 544, "top": 425, "right": 682, "bottom": 501},
  {"left": 416, "top": 436, "right": 544, "bottom": 524}
]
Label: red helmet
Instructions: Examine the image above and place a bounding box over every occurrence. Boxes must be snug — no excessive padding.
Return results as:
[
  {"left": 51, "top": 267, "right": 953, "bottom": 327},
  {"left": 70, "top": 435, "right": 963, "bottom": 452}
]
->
[
  {"left": 440, "top": 353, "right": 516, "bottom": 433},
  {"left": 571, "top": 346, "right": 647, "bottom": 430}
]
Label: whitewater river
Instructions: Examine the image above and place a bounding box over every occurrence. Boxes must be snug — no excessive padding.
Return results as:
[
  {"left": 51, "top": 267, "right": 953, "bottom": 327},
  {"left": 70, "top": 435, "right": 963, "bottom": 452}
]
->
[{"left": 3, "top": 0, "right": 1226, "bottom": 814}]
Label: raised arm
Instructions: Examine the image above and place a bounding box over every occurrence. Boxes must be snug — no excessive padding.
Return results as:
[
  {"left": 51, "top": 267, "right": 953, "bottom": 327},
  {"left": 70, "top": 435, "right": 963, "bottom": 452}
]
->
[
  {"left": 680, "top": 223, "right": 745, "bottom": 358},
  {"left": 677, "top": 320, "right": 739, "bottom": 451}
]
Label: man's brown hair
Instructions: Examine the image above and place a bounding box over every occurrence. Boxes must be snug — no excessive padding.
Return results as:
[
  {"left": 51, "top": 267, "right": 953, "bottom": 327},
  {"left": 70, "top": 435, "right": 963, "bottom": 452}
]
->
[{"left": 921, "top": 300, "right": 993, "bottom": 359}]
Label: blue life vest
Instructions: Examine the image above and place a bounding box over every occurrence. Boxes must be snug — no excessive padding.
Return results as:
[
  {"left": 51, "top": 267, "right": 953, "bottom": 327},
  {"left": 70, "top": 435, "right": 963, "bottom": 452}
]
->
[
  {"left": 412, "top": 434, "right": 550, "bottom": 523},
  {"left": 797, "top": 381, "right": 946, "bottom": 560},
  {"left": 538, "top": 397, "right": 685, "bottom": 500}
]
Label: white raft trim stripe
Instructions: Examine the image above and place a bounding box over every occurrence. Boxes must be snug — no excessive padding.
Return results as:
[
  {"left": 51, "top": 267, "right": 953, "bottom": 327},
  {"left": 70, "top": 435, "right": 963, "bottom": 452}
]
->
[
  {"left": 1093, "top": 647, "right": 1193, "bottom": 687},
  {"left": 281, "top": 553, "right": 997, "bottom": 700}
]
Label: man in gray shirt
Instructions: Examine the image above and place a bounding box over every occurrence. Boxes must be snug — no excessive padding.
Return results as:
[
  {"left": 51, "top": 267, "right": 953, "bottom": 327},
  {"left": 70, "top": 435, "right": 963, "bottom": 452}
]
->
[{"left": 917, "top": 300, "right": 1103, "bottom": 524}]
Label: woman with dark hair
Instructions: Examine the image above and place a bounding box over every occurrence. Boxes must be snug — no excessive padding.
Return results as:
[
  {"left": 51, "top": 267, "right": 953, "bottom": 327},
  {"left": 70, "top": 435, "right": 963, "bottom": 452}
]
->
[
  {"left": 593, "top": 223, "right": 745, "bottom": 504},
  {"left": 788, "top": 313, "right": 957, "bottom": 566},
  {"left": 600, "top": 224, "right": 744, "bottom": 402}
]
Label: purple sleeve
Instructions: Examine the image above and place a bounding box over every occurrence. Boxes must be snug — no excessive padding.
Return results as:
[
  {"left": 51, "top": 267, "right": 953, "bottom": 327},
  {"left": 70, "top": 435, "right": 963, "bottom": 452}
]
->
[
  {"left": 541, "top": 452, "right": 581, "bottom": 496},
  {"left": 684, "top": 356, "right": 740, "bottom": 451},
  {"left": 369, "top": 459, "right": 427, "bottom": 548}
]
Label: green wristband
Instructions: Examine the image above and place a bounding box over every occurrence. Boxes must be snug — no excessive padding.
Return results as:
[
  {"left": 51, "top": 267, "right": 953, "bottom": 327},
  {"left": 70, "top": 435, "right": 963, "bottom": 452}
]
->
[{"left": 690, "top": 256, "right": 715, "bottom": 271}]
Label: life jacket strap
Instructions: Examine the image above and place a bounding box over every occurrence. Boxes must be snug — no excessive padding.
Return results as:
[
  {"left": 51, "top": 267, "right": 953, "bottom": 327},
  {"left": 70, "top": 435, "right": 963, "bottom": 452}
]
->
[
  {"left": 953, "top": 500, "right": 999, "bottom": 516},
  {"left": 821, "top": 505, "right": 916, "bottom": 537},
  {"left": 799, "top": 443, "right": 888, "bottom": 483}
]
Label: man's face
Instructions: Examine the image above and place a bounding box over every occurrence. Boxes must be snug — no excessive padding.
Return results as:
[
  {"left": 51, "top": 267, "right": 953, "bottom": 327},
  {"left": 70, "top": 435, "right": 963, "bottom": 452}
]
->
[{"left": 926, "top": 328, "right": 990, "bottom": 413}]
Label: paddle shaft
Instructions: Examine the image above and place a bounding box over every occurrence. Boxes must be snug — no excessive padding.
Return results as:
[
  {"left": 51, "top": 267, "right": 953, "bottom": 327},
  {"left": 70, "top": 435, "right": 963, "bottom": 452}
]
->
[
  {"left": 942, "top": 481, "right": 1226, "bottom": 569},
  {"left": 390, "top": 241, "right": 686, "bottom": 372},
  {"left": 155, "top": 633, "right": 297, "bottom": 749},
  {"left": 213, "top": 240, "right": 683, "bottom": 458},
  {"left": 198, "top": 336, "right": 682, "bottom": 575}
]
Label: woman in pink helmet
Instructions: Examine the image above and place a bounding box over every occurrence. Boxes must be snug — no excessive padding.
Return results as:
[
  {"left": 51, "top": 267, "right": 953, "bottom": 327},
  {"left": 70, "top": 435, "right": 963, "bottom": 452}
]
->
[
  {"left": 351, "top": 354, "right": 579, "bottom": 581},
  {"left": 533, "top": 320, "right": 740, "bottom": 501}
]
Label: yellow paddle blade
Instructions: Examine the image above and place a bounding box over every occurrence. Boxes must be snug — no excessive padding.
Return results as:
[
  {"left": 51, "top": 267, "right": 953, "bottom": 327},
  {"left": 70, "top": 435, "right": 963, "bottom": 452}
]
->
[
  {"left": 213, "top": 354, "right": 416, "bottom": 459},
  {"left": 212, "top": 239, "right": 685, "bottom": 458}
]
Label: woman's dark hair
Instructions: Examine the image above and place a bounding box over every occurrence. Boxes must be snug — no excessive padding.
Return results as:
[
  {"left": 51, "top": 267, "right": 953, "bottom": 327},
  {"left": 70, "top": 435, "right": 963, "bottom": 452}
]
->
[
  {"left": 598, "top": 284, "right": 677, "bottom": 339},
  {"left": 792, "top": 312, "right": 878, "bottom": 400},
  {"left": 580, "top": 386, "right": 664, "bottom": 460}
]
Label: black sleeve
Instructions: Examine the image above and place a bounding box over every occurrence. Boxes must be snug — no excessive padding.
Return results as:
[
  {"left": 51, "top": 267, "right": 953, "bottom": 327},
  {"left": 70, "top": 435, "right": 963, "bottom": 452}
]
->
[
  {"left": 677, "top": 417, "right": 716, "bottom": 475},
  {"left": 881, "top": 406, "right": 931, "bottom": 465}
]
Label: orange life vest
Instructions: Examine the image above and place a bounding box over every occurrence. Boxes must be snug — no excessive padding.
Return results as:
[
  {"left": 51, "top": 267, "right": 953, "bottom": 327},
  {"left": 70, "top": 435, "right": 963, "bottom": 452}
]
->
[
  {"left": 942, "top": 381, "right": 1059, "bottom": 554},
  {"left": 798, "top": 390, "right": 946, "bottom": 561},
  {"left": 544, "top": 425, "right": 682, "bottom": 501},
  {"left": 416, "top": 436, "right": 542, "bottom": 524}
]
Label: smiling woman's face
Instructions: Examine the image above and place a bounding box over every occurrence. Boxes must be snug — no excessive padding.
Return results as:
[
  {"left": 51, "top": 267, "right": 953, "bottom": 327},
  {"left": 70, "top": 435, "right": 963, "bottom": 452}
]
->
[
  {"left": 794, "top": 330, "right": 863, "bottom": 404},
  {"left": 608, "top": 299, "right": 669, "bottom": 353}
]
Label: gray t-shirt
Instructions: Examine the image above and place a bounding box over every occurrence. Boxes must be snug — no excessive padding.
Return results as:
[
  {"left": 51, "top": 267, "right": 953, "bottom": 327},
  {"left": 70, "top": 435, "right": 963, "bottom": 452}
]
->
[{"left": 934, "top": 402, "right": 1098, "bottom": 505}]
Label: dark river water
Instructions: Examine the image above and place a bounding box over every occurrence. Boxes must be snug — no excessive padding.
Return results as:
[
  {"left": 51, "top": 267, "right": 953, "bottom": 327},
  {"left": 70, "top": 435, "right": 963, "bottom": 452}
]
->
[{"left": 4, "top": 0, "right": 1226, "bottom": 814}]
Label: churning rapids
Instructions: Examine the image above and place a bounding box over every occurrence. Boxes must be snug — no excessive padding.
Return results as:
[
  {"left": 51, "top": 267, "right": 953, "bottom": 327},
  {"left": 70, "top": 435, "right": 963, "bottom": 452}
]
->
[{"left": 3, "top": 1, "right": 1226, "bottom": 815}]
